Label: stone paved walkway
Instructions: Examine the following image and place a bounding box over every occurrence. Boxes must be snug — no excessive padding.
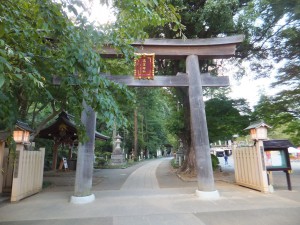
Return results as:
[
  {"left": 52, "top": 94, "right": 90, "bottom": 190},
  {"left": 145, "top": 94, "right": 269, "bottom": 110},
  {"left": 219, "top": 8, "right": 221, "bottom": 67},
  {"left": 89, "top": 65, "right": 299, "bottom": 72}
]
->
[{"left": 0, "top": 157, "right": 299, "bottom": 225}]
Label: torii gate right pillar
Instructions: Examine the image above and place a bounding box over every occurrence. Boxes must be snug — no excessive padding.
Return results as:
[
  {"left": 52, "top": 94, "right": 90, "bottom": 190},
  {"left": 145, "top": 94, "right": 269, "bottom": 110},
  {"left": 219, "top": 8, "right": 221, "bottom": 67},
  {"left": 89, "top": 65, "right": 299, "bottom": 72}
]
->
[{"left": 187, "top": 55, "right": 219, "bottom": 199}]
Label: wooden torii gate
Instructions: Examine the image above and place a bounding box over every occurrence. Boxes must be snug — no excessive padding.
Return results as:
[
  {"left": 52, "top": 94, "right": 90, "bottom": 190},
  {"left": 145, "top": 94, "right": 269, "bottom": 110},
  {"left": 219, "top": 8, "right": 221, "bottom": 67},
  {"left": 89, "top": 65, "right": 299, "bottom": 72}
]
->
[{"left": 99, "top": 35, "right": 244, "bottom": 199}]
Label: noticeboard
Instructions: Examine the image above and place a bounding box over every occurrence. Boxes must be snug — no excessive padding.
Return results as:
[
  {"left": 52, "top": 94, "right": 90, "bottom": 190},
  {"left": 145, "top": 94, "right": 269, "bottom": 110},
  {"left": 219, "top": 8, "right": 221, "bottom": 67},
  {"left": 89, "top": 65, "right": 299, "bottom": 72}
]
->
[{"left": 264, "top": 149, "right": 291, "bottom": 171}]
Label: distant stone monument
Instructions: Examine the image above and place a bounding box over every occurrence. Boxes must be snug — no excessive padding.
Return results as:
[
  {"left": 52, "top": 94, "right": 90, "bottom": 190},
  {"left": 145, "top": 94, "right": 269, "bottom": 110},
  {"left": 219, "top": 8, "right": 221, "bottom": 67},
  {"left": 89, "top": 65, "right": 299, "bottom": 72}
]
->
[
  {"left": 176, "top": 139, "right": 184, "bottom": 166},
  {"left": 111, "top": 134, "right": 126, "bottom": 166}
]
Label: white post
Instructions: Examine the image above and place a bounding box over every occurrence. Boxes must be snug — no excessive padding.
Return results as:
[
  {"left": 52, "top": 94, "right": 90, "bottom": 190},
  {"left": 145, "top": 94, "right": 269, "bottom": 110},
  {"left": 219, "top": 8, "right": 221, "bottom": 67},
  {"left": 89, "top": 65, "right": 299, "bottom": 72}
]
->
[{"left": 256, "top": 139, "right": 270, "bottom": 193}]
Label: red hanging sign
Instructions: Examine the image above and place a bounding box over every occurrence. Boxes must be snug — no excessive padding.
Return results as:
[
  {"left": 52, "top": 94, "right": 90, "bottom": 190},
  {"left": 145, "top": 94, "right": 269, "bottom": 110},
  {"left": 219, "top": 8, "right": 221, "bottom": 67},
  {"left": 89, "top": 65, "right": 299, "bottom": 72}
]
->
[{"left": 134, "top": 53, "right": 155, "bottom": 80}]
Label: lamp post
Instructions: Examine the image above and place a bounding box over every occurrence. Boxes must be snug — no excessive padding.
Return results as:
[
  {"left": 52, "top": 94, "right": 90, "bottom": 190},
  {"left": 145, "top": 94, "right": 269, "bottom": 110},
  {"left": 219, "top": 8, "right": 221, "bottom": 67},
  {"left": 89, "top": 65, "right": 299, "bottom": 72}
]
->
[
  {"left": 10, "top": 121, "right": 34, "bottom": 197},
  {"left": 245, "top": 121, "right": 272, "bottom": 193}
]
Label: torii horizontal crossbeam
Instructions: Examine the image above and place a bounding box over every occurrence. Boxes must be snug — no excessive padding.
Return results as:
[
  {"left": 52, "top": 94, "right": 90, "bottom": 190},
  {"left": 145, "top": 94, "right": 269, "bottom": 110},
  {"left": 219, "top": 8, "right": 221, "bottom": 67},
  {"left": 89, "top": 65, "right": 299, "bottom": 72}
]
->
[
  {"left": 101, "top": 73, "right": 229, "bottom": 87},
  {"left": 100, "top": 35, "right": 244, "bottom": 59}
]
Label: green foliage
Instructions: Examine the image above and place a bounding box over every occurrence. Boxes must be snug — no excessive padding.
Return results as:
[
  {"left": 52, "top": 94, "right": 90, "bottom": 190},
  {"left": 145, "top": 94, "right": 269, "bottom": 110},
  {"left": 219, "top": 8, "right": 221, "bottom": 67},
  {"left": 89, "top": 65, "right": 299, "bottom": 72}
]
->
[
  {"left": 171, "top": 158, "right": 179, "bottom": 169},
  {"left": 282, "top": 120, "right": 300, "bottom": 145},
  {"left": 129, "top": 88, "right": 174, "bottom": 155},
  {"left": 95, "top": 157, "right": 107, "bottom": 167},
  {"left": 211, "top": 154, "right": 219, "bottom": 171},
  {"left": 205, "top": 96, "right": 250, "bottom": 142},
  {"left": 252, "top": 95, "right": 290, "bottom": 127},
  {"left": 233, "top": 0, "right": 300, "bottom": 78},
  {"left": 0, "top": 0, "right": 184, "bottom": 143},
  {"left": 114, "top": 0, "right": 184, "bottom": 40},
  {"left": 166, "top": 106, "right": 184, "bottom": 134},
  {"left": 252, "top": 94, "right": 300, "bottom": 145},
  {"left": 42, "top": 181, "right": 52, "bottom": 189}
]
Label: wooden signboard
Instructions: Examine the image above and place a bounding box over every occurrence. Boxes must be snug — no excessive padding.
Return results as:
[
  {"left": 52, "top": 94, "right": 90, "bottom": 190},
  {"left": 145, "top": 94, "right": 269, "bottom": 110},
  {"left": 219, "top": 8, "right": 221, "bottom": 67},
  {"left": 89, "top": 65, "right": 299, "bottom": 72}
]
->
[{"left": 134, "top": 53, "right": 155, "bottom": 80}]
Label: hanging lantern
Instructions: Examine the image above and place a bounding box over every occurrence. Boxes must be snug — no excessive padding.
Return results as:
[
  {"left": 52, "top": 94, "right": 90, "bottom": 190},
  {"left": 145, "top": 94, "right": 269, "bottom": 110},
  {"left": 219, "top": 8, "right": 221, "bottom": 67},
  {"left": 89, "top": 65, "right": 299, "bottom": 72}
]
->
[{"left": 13, "top": 121, "right": 34, "bottom": 143}]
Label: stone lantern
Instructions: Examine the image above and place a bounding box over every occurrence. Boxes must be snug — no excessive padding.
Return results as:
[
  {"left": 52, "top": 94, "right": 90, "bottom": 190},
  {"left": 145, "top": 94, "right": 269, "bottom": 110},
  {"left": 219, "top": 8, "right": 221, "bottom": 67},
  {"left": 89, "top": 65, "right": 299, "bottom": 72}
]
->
[
  {"left": 176, "top": 139, "right": 184, "bottom": 166},
  {"left": 111, "top": 134, "right": 125, "bottom": 165},
  {"left": 114, "top": 134, "right": 122, "bottom": 154}
]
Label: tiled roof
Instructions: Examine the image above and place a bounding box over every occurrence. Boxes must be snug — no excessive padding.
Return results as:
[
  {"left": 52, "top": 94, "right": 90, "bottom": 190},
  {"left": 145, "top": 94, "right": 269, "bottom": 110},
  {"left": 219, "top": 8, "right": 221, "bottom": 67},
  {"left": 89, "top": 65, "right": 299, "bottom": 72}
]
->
[
  {"left": 263, "top": 139, "right": 295, "bottom": 149},
  {"left": 244, "top": 121, "right": 272, "bottom": 130}
]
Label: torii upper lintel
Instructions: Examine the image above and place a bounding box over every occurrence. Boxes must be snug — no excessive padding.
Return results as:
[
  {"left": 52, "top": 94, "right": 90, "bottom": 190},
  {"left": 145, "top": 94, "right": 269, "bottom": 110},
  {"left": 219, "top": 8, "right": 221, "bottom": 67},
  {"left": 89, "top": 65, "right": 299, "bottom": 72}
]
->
[{"left": 100, "top": 35, "right": 244, "bottom": 59}]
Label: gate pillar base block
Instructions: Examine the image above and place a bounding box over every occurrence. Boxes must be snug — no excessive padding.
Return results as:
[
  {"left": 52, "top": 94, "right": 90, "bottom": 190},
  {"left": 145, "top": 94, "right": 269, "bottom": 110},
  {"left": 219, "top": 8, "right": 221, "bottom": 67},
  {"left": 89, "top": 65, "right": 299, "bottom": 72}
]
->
[
  {"left": 268, "top": 185, "right": 274, "bottom": 193},
  {"left": 195, "top": 190, "right": 220, "bottom": 200},
  {"left": 70, "top": 194, "right": 95, "bottom": 204}
]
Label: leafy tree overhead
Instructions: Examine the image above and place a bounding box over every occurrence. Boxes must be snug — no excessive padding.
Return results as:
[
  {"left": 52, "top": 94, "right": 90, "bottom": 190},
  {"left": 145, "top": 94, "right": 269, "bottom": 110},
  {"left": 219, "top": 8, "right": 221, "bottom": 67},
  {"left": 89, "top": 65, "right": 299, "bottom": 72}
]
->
[
  {"left": 0, "top": 0, "right": 129, "bottom": 136},
  {"left": 252, "top": 94, "right": 300, "bottom": 145},
  {"left": 233, "top": 1, "right": 300, "bottom": 107},
  {"left": 0, "top": 0, "right": 183, "bottom": 142},
  {"left": 205, "top": 97, "right": 250, "bottom": 143}
]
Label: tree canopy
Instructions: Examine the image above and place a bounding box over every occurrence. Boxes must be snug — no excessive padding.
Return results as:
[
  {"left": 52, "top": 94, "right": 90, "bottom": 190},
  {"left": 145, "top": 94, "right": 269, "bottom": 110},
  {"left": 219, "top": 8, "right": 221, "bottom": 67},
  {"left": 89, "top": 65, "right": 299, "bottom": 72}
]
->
[
  {"left": 206, "top": 97, "right": 250, "bottom": 143},
  {"left": 0, "top": 0, "right": 183, "bottom": 141},
  {"left": 2, "top": 0, "right": 300, "bottom": 159}
]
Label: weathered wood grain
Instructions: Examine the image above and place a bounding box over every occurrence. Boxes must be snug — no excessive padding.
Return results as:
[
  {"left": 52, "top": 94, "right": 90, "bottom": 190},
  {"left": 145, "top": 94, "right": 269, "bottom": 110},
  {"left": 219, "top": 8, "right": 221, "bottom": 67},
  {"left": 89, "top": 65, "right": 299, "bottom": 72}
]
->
[
  {"left": 100, "top": 35, "right": 244, "bottom": 59},
  {"left": 101, "top": 74, "right": 229, "bottom": 87},
  {"left": 187, "top": 55, "right": 216, "bottom": 192}
]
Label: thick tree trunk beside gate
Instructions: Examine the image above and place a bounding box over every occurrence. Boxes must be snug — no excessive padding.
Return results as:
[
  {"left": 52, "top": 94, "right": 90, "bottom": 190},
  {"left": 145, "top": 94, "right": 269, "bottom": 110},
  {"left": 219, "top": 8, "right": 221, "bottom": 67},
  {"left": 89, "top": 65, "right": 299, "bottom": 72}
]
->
[{"left": 176, "top": 87, "right": 197, "bottom": 176}]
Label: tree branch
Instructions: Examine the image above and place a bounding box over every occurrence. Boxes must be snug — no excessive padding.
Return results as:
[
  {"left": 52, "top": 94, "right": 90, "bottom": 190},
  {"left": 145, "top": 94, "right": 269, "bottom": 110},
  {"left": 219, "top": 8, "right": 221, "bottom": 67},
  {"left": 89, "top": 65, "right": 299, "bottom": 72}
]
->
[{"left": 31, "top": 101, "right": 63, "bottom": 139}]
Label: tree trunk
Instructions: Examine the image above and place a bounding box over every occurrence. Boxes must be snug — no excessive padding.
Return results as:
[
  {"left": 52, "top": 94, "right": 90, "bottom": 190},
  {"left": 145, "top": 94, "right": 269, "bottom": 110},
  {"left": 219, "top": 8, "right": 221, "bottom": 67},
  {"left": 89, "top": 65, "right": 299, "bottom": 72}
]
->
[
  {"left": 177, "top": 88, "right": 197, "bottom": 176},
  {"left": 133, "top": 107, "right": 138, "bottom": 159},
  {"left": 52, "top": 142, "right": 59, "bottom": 171}
]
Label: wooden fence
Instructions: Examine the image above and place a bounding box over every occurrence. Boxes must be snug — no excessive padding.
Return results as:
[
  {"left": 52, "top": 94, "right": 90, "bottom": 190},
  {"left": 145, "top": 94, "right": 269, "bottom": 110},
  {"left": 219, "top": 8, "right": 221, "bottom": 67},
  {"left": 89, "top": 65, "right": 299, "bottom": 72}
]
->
[
  {"left": 233, "top": 144, "right": 269, "bottom": 193},
  {"left": 1, "top": 146, "right": 14, "bottom": 193},
  {"left": 10, "top": 146, "right": 45, "bottom": 202}
]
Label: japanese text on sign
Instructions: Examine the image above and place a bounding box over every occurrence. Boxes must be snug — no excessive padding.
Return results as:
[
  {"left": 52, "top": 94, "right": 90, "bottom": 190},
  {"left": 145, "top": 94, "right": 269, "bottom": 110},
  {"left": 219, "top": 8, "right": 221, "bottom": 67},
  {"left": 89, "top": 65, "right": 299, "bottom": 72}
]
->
[{"left": 134, "top": 53, "right": 155, "bottom": 80}]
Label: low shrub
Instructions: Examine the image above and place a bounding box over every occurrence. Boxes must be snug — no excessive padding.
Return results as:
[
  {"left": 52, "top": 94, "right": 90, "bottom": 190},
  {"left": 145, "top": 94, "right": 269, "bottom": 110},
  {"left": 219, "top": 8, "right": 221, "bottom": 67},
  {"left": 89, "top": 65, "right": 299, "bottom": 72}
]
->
[
  {"left": 96, "top": 157, "right": 107, "bottom": 166},
  {"left": 171, "top": 158, "right": 179, "bottom": 169},
  {"left": 211, "top": 154, "right": 219, "bottom": 170}
]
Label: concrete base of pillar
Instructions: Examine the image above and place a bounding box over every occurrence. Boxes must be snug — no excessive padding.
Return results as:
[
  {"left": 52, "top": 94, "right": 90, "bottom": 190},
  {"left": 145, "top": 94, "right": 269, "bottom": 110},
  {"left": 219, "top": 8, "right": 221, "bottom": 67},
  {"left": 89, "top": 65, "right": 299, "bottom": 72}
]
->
[
  {"left": 70, "top": 194, "right": 95, "bottom": 204},
  {"left": 195, "top": 189, "right": 220, "bottom": 200}
]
